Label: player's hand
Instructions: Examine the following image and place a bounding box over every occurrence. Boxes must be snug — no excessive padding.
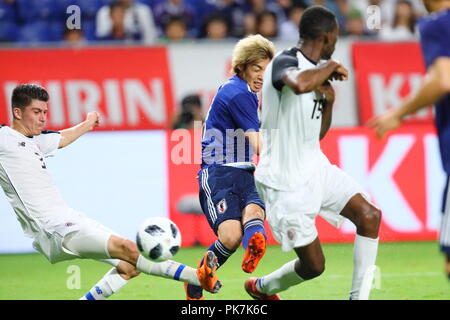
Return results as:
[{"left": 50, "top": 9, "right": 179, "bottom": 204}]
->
[
  {"left": 367, "top": 109, "right": 402, "bottom": 138},
  {"left": 86, "top": 111, "right": 100, "bottom": 130},
  {"left": 318, "top": 81, "right": 335, "bottom": 103},
  {"left": 330, "top": 64, "right": 348, "bottom": 81}
]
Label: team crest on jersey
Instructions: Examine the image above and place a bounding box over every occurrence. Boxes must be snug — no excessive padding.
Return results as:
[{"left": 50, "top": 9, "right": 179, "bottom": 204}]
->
[
  {"left": 287, "top": 229, "right": 296, "bottom": 241},
  {"left": 216, "top": 199, "right": 228, "bottom": 214}
]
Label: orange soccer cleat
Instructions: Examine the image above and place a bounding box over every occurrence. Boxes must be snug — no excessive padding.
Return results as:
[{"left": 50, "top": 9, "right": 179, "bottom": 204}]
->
[
  {"left": 242, "top": 232, "right": 266, "bottom": 273},
  {"left": 184, "top": 282, "right": 204, "bottom": 300},
  {"left": 196, "top": 251, "right": 222, "bottom": 294}
]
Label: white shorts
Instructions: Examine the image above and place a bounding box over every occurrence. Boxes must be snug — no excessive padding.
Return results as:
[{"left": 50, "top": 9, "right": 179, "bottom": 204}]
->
[
  {"left": 256, "top": 161, "right": 369, "bottom": 251},
  {"left": 32, "top": 211, "right": 115, "bottom": 264}
]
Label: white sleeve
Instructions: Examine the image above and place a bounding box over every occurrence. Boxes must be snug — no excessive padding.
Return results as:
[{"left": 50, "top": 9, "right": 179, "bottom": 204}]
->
[
  {"left": 0, "top": 126, "right": 6, "bottom": 152},
  {"left": 34, "top": 131, "right": 61, "bottom": 157},
  {"left": 96, "top": 6, "right": 113, "bottom": 38},
  {"left": 136, "top": 4, "right": 157, "bottom": 44}
]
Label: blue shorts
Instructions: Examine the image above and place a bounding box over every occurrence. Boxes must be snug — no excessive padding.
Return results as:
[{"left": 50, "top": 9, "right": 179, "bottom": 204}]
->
[
  {"left": 198, "top": 165, "right": 265, "bottom": 235},
  {"left": 440, "top": 175, "right": 450, "bottom": 254}
]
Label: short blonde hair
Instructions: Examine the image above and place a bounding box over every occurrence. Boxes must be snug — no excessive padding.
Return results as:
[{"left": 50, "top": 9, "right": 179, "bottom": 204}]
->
[{"left": 231, "top": 34, "right": 276, "bottom": 75}]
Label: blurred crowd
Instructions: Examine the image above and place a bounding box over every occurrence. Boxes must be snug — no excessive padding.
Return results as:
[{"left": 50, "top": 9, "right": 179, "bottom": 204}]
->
[{"left": 0, "top": 0, "right": 428, "bottom": 45}]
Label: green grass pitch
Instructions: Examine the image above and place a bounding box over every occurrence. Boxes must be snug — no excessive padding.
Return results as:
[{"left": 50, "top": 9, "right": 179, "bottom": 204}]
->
[{"left": 0, "top": 241, "right": 448, "bottom": 300}]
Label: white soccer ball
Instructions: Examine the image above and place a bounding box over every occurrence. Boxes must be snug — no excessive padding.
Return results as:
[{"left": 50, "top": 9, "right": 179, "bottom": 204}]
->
[{"left": 136, "top": 217, "right": 182, "bottom": 262}]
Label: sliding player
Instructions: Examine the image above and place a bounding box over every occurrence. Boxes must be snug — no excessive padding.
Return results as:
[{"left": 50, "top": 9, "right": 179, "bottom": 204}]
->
[{"left": 0, "top": 84, "right": 221, "bottom": 300}]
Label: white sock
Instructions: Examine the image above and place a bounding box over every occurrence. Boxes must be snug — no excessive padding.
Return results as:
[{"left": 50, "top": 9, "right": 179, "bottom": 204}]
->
[
  {"left": 80, "top": 268, "right": 128, "bottom": 300},
  {"left": 136, "top": 255, "right": 200, "bottom": 286},
  {"left": 350, "top": 234, "right": 379, "bottom": 300},
  {"left": 257, "top": 259, "right": 304, "bottom": 295}
]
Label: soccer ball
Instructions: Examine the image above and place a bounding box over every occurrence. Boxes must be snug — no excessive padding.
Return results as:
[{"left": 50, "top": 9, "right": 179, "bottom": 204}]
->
[{"left": 136, "top": 217, "right": 182, "bottom": 262}]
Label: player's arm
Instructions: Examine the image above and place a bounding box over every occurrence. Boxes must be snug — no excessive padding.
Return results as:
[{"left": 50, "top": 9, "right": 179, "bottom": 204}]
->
[
  {"left": 368, "top": 57, "right": 450, "bottom": 138},
  {"left": 245, "top": 131, "right": 262, "bottom": 155},
  {"left": 58, "top": 112, "right": 100, "bottom": 149},
  {"left": 282, "top": 60, "right": 348, "bottom": 94},
  {"left": 319, "top": 81, "right": 335, "bottom": 140}
]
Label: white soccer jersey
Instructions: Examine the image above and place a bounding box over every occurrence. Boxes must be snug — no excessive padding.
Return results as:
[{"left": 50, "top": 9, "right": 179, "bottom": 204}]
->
[
  {"left": 255, "top": 47, "right": 329, "bottom": 191},
  {"left": 0, "top": 126, "right": 73, "bottom": 238}
]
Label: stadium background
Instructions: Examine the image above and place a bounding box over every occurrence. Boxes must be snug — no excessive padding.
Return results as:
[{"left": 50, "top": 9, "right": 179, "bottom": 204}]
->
[{"left": 0, "top": 0, "right": 445, "bottom": 258}]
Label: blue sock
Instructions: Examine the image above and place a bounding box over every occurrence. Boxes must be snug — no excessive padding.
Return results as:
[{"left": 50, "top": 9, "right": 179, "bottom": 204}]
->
[
  {"left": 198, "top": 239, "right": 235, "bottom": 268},
  {"left": 209, "top": 239, "right": 236, "bottom": 267},
  {"left": 242, "top": 218, "right": 266, "bottom": 250}
]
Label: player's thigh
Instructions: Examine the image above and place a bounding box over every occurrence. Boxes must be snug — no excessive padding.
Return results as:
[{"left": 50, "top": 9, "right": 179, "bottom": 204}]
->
[
  {"left": 62, "top": 218, "right": 115, "bottom": 260},
  {"left": 199, "top": 166, "right": 243, "bottom": 234},
  {"left": 319, "top": 164, "right": 370, "bottom": 228},
  {"left": 260, "top": 184, "right": 320, "bottom": 252}
]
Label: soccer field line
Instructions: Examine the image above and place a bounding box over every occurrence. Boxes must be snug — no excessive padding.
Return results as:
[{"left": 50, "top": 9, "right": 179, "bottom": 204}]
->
[
  {"left": 226, "top": 271, "right": 442, "bottom": 282},
  {"left": 324, "top": 271, "right": 442, "bottom": 279}
]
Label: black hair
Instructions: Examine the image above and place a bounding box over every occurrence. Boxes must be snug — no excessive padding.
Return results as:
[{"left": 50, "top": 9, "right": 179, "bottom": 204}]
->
[
  {"left": 11, "top": 84, "right": 49, "bottom": 110},
  {"left": 299, "top": 5, "right": 337, "bottom": 40}
]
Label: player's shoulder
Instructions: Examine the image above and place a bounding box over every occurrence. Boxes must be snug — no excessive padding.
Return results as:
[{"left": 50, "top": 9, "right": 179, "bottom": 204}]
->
[
  {"left": 220, "top": 76, "right": 253, "bottom": 99},
  {"left": 277, "top": 47, "right": 300, "bottom": 59},
  {"left": 419, "top": 9, "right": 450, "bottom": 32},
  {"left": 0, "top": 124, "right": 10, "bottom": 135},
  {"left": 271, "top": 47, "right": 302, "bottom": 73},
  {"left": 272, "top": 47, "right": 299, "bottom": 64}
]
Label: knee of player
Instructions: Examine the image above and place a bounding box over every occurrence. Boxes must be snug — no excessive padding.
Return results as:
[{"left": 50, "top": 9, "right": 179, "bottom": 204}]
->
[
  {"left": 117, "top": 238, "right": 140, "bottom": 259},
  {"left": 117, "top": 261, "right": 141, "bottom": 280},
  {"left": 124, "top": 267, "right": 141, "bottom": 280},
  {"left": 245, "top": 204, "right": 266, "bottom": 220},
  {"left": 303, "top": 261, "right": 325, "bottom": 280},
  {"left": 219, "top": 233, "right": 242, "bottom": 251},
  {"left": 361, "top": 207, "right": 382, "bottom": 228}
]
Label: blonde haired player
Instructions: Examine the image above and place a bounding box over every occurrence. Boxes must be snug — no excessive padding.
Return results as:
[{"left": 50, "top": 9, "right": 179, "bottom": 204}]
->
[
  {"left": 245, "top": 6, "right": 382, "bottom": 300},
  {"left": 0, "top": 84, "right": 221, "bottom": 300},
  {"left": 184, "top": 34, "right": 275, "bottom": 300}
]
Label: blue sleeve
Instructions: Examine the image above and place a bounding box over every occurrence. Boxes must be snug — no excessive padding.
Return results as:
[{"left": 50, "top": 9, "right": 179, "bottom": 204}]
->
[
  {"left": 418, "top": 11, "right": 450, "bottom": 67},
  {"left": 227, "top": 93, "right": 260, "bottom": 132}
]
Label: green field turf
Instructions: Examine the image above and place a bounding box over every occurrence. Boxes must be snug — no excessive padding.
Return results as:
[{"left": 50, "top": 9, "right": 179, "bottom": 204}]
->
[{"left": 0, "top": 241, "right": 448, "bottom": 300}]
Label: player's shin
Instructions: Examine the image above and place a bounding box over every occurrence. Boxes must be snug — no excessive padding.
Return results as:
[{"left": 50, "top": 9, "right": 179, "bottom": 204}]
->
[
  {"left": 349, "top": 234, "right": 379, "bottom": 300},
  {"left": 136, "top": 255, "right": 200, "bottom": 286},
  {"left": 257, "top": 259, "right": 304, "bottom": 295},
  {"left": 79, "top": 268, "right": 128, "bottom": 300}
]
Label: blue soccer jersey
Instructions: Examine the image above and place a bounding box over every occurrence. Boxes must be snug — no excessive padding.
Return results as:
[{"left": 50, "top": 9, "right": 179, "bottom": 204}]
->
[
  {"left": 201, "top": 75, "right": 260, "bottom": 169},
  {"left": 418, "top": 9, "right": 450, "bottom": 175}
]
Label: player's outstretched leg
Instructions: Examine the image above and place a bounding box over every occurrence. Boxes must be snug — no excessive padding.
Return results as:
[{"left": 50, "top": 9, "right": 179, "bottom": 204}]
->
[
  {"left": 136, "top": 251, "right": 222, "bottom": 293},
  {"left": 80, "top": 260, "right": 139, "bottom": 300},
  {"left": 185, "top": 240, "right": 234, "bottom": 300},
  {"left": 103, "top": 235, "right": 222, "bottom": 293}
]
